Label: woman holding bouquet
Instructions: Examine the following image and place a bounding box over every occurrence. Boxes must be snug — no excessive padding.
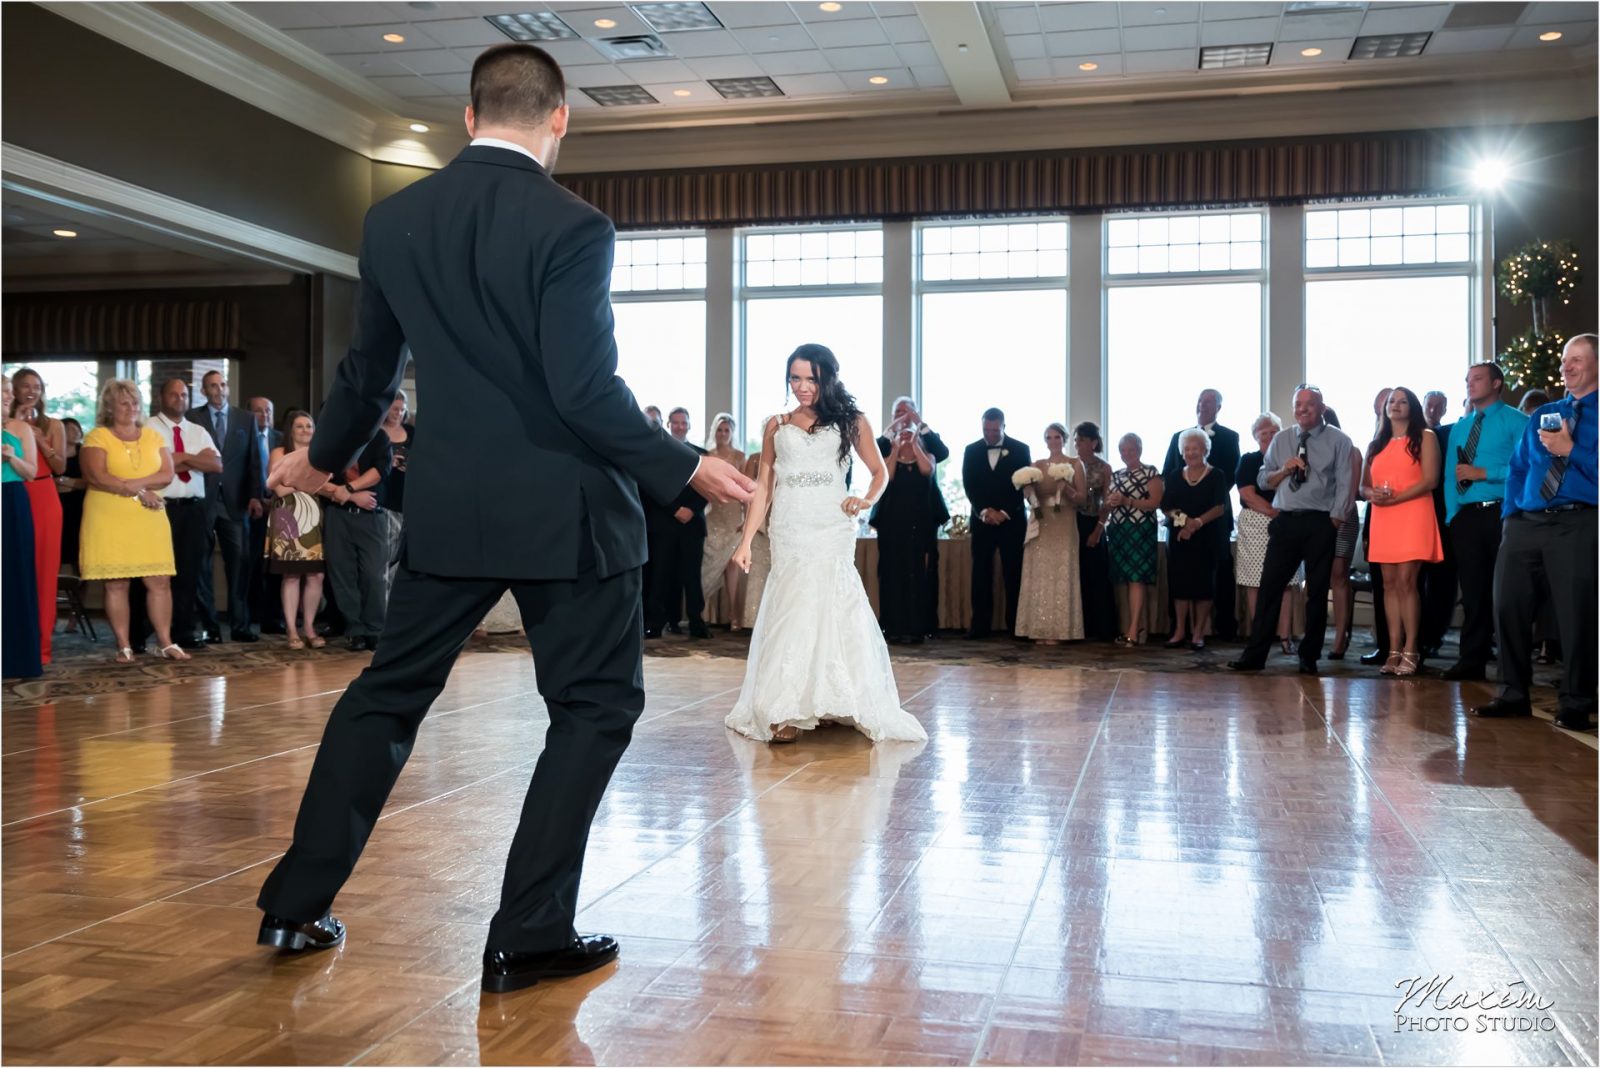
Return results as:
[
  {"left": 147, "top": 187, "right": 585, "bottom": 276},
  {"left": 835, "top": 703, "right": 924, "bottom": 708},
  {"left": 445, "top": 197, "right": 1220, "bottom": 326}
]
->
[
  {"left": 1162, "top": 426, "right": 1231, "bottom": 651},
  {"left": 1013, "top": 423, "right": 1086, "bottom": 644}
]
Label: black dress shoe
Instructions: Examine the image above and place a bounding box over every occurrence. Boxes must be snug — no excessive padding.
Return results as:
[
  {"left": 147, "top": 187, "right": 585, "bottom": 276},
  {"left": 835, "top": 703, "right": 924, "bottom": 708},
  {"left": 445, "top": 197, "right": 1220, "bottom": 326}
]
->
[
  {"left": 1359, "top": 649, "right": 1389, "bottom": 666},
  {"left": 643, "top": 628, "right": 662, "bottom": 640},
  {"left": 1472, "top": 698, "right": 1532, "bottom": 718},
  {"left": 665, "top": 623, "right": 682, "bottom": 635},
  {"left": 201, "top": 631, "right": 224, "bottom": 645},
  {"left": 963, "top": 629, "right": 989, "bottom": 641},
  {"left": 688, "top": 624, "right": 710, "bottom": 640},
  {"left": 482, "top": 934, "right": 619, "bottom": 994},
  {"left": 1554, "top": 711, "right": 1594, "bottom": 731},
  {"left": 231, "top": 630, "right": 259, "bottom": 643},
  {"left": 178, "top": 638, "right": 207, "bottom": 651},
  {"left": 1441, "top": 660, "right": 1486, "bottom": 682},
  {"left": 258, "top": 912, "right": 346, "bottom": 952},
  {"left": 345, "top": 636, "right": 368, "bottom": 651},
  {"left": 1228, "top": 659, "right": 1264, "bottom": 672},
  {"left": 1297, "top": 659, "right": 1318, "bottom": 676}
]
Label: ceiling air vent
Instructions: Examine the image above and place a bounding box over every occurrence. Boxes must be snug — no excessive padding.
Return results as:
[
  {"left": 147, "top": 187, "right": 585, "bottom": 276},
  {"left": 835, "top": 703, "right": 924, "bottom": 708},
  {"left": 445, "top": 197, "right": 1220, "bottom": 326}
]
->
[
  {"left": 593, "top": 35, "right": 675, "bottom": 61},
  {"left": 1441, "top": 2, "right": 1528, "bottom": 29}
]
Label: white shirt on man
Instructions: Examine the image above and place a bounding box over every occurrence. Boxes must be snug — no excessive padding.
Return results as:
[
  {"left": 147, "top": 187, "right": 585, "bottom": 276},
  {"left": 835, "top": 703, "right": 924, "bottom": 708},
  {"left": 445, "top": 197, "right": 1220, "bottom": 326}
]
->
[
  {"left": 987, "top": 445, "right": 1002, "bottom": 470},
  {"left": 149, "top": 412, "right": 217, "bottom": 500}
]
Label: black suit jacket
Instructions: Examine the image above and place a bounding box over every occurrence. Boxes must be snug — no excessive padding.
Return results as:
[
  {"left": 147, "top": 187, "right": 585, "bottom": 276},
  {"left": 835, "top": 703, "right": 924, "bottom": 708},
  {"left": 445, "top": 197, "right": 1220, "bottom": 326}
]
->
[
  {"left": 310, "top": 144, "right": 699, "bottom": 580},
  {"left": 189, "top": 403, "right": 262, "bottom": 517},
  {"left": 663, "top": 443, "right": 708, "bottom": 538},
  {"left": 1430, "top": 422, "right": 1452, "bottom": 523},
  {"left": 1162, "top": 423, "right": 1241, "bottom": 529},
  {"left": 961, "top": 436, "right": 1031, "bottom": 518}
]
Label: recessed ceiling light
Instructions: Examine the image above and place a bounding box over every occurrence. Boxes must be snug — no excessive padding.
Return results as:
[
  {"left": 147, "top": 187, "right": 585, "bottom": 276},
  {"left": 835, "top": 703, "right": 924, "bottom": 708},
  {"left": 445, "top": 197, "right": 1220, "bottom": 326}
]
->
[
  {"left": 52, "top": 229, "right": 77, "bottom": 238},
  {"left": 868, "top": 74, "right": 888, "bottom": 84},
  {"left": 408, "top": 122, "right": 429, "bottom": 132},
  {"left": 594, "top": 18, "right": 617, "bottom": 28},
  {"left": 1300, "top": 46, "right": 1323, "bottom": 56},
  {"left": 382, "top": 32, "right": 405, "bottom": 43},
  {"left": 820, "top": 1, "right": 842, "bottom": 10},
  {"left": 673, "top": 88, "right": 692, "bottom": 96},
  {"left": 1539, "top": 30, "right": 1563, "bottom": 41},
  {"left": 1078, "top": 61, "right": 1098, "bottom": 70}
]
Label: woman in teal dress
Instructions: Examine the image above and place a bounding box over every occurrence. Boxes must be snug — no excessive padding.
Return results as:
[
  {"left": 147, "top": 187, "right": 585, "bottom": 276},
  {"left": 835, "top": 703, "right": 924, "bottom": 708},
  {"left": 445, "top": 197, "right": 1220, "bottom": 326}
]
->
[{"left": 2, "top": 375, "right": 42, "bottom": 678}]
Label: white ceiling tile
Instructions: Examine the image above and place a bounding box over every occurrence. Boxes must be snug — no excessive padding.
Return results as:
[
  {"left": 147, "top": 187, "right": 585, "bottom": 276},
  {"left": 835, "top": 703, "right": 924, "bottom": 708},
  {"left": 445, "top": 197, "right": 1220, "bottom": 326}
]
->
[
  {"left": 531, "top": 40, "right": 608, "bottom": 65},
  {"left": 909, "top": 63, "right": 951, "bottom": 86},
  {"left": 1038, "top": 3, "right": 1121, "bottom": 31},
  {"left": 757, "top": 49, "right": 835, "bottom": 73},
  {"left": 1358, "top": 4, "right": 1449, "bottom": 34},
  {"left": 1121, "top": 2, "right": 1201, "bottom": 26},
  {"left": 1203, "top": 2, "right": 1284, "bottom": 20},
  {"left": 794, "top": 1, "right": 857, "bottom": 21},
  {"left": 1278, "top": 10, "right": 1365, "bottom": 38},
  {"left": 871, "top": 2, "right": 920, "bottom": 15},
  {"left": 564, "top": 8, "right": 653, "bottom": 38},
  {"left": 706, "top": 2, "right": 800, "bottom": 29},
  {"left": 1123, "top": 46, "right": 1199, "bottom": 71},
  {"left": 1425, "top": 26, "right": 1515, "bottom": 52},
  {"left": 827, "top": 43, "right": 904, "bottom": 68},
  {"left": 840, "top": 67, "right": 914, "bottom": 88},
  {"left": 1123, "top": 22, "right": 1199, "bottom": 49},
  {"left": 560, "top": 63, "right": 631, "bottom": 87},
  {"left": 880, "top": 15, "right": 929, "bottom": 42},
  {"left": 1520, "top": 2, "right": 1598, "bottom": 24},
  {"left": 395, "top": 49, "right": 475, "bottom": 75},
  {"left": 368, "top": 73, "right": 446, "bottom": 97},
  {"left": 1051, "top": 52, "right": 1124, "bottom": 74},
  {"left": 1506, "top": 20, "right": 1596, "bottom": 45},
  {"left": 283, "top": 26, "right": 382, "bottom": 52},
  {"left": 238, "top": 3, "right": 338, "bottom": 29},
  {"left": 772, "top": 71, "right": 850, "bottom": 94},
  {"left": 807, "top": 18, "right": 888, "bottom": 47},
  {"left": 426, "top": 72, "right": 473, "bottom": 94},
  {"left": 733, "top": 23, "right": 818, "bottom": 51},
  {"left": 637, "top": 80, "right": 717, "bottom": 100},
  {"left": 997, "top": 6, "right": 1043, "bottom": 34},
  {"left": 327, "top": 51, "right": 414, "bottom": 76},
  {"left": 894, "top": 40, "right": 939, "bottom": 64},
  {"left": 659, "top": 29, "right": 745, "bottom": 56},
  {"left": 1005, "top": 33, "right": 1048, "bottom": 58},
  {"left": 1013, "top": 57, "right": 1056, "bottom": 79},
  {"left": 684, "top": 53, "right": 769, "bottom": 77},
  {"left": 612, "top": 58, "right": 698, "bottom": 81},
  {"left": 566, "top": 92, "right": 601, "bottom": 108},
  {"left": 1270, "top": 36, "right": 1354, "bottom": 61},
  {"left": 1200, "top": 16, "right": 1280, "bottom": 44},
  {"left": 396, "top": 17, "right": 507, "bottom": 48},
  {"left": 1045, "top": 28, "right": 1123, "bottom": 55}
]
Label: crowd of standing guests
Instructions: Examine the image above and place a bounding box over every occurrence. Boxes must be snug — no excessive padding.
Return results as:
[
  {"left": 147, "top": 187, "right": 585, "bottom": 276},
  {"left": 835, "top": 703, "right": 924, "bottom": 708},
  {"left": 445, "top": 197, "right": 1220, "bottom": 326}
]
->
[{"left": 0, "top": 368, "right": 415, "bottom": 678}]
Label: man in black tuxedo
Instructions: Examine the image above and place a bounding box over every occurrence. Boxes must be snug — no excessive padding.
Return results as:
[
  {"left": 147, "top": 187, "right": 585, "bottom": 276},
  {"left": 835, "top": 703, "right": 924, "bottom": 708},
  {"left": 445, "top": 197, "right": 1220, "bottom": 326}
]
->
[
  {"left": 256, "top": 44, "right": 753, "bottom": 993},
  {"left": 1162, "top": 389, "right": 1241, "bottom": 639},
  {"left": 644, "top": 407, "right": 709, "bottom": 639},
  {"left": 1420, "top": 389, "right": 1457, "bottom": 657},
  {"left": 962, "top": 407, "right": 1031, "bottom": 638},
  {"left": 247, "top": 396, "right": 283, "bottom": 632},
  {"left": 190, "top": 369, "right": 262, "bottom": 642}
]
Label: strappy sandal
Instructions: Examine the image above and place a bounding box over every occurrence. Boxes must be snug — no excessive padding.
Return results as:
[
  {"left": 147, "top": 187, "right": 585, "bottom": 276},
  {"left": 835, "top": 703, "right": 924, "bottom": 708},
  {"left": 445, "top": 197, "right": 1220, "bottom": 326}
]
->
[
  {"left": 1380, "top": 652, "right": 1402, "bottom": 676},
  {"left": 113, "top": 647, "right": 135, "bottom": 664},
  {"left": 307, "top": 635, "right": 326, "bottom": 649},
  {"left": 1395, "top": 651, "right": 1420, "bottom": 678},
  {"left": 157, "top": 644, "right": 191, "bottom": 661},
  {"left": 769, "top": 725, "right": 800, "bottom": 744},
  {"left": 286, "top": 636, "right": 305, "bottom": 650}
]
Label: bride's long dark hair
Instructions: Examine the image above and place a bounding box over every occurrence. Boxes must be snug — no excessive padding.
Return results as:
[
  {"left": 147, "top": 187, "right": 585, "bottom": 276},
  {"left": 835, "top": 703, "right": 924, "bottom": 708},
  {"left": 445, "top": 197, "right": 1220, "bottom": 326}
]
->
[{"left": 787, "top": 343, "right": 862, "bottom": 462}]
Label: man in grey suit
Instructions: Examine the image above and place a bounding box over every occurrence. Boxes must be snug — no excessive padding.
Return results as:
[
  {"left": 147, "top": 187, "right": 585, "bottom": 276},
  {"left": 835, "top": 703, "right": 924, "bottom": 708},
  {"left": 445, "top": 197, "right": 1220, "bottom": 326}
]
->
[{"left": 189, "top": 369, "right": 262, "bottom": 642}]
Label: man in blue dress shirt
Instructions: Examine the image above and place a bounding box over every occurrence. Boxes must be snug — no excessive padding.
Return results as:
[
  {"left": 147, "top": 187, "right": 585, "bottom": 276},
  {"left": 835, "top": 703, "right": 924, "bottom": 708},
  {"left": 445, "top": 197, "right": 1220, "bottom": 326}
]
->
[
  {"left": 1474, "top": 335, "right": 1597, "bottom": 730},
  {"left": 1441, "top": 363, "right": 1527, "bottom": 681}
]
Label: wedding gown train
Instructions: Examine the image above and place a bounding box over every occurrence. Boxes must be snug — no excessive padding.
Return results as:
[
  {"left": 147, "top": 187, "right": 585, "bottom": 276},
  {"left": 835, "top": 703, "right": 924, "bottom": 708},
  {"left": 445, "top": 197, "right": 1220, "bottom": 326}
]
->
[{"left": 725, "top": 420, "right": 928, "bottom": 744}]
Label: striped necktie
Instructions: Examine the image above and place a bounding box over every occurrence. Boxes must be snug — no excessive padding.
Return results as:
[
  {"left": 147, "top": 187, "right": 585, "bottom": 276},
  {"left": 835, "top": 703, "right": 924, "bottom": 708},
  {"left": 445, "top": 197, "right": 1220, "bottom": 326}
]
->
[{"left": 1456, "top": 412, "right": 1483, "bottom": 493}]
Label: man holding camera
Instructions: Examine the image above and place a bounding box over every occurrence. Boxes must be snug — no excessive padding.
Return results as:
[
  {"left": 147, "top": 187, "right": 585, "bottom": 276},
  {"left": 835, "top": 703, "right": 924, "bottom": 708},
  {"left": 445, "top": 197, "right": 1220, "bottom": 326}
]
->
[{"left": 1475, "top": 334, "right": 1597, "bottom": 730}]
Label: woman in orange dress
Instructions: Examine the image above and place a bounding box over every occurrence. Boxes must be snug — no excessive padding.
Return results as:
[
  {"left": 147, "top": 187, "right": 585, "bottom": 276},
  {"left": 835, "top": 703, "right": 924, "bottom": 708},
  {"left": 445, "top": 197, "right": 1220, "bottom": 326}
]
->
[{"left": 1363, "top": 385, "right": 1443, "bottom": 677}]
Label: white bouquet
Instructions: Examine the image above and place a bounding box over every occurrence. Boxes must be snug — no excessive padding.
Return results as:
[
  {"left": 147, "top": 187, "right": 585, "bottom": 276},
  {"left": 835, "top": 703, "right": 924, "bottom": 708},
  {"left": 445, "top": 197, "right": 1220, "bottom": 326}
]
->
[
  {"left": 1170, "top": 509, "right": 1189, "bottom": 529},
  {"left": 1011, "top": 467, "right": 1043, "bottom": 488},
  {"left": 1047, "top": 463, "right": 1076, "bottom": 484}
]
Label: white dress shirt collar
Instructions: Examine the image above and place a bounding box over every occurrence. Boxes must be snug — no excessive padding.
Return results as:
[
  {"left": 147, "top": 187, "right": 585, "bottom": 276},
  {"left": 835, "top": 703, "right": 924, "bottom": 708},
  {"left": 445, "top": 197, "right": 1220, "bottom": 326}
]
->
[{"left": 470, "top": 137, "right": 545, "bottom": 167}]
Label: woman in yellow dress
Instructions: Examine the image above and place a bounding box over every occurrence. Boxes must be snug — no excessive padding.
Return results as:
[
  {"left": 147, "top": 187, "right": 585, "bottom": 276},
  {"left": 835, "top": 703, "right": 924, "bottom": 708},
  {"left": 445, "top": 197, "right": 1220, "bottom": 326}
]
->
[{"left": 79, "top": 379, "right": 188, "bottom": 664}]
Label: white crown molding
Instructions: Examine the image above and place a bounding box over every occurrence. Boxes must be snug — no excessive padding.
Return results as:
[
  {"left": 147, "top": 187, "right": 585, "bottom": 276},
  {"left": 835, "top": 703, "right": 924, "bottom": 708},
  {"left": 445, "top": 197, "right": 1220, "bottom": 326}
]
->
[
  {"left": 3, "top": 270, "right": 299, "bottom": 293},
  {"left": 1, "top": 144, "right": 359, "bottom": 279},
  {"left": 36, "top": 1, "right": 388, "bottom": 159}
]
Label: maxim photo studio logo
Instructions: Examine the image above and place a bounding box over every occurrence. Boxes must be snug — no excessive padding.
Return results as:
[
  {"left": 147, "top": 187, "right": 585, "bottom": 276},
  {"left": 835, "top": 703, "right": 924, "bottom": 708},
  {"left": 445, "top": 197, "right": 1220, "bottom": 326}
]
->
[{"left": 1393, "top": 974, "right": 1557, "bottom": 1033}]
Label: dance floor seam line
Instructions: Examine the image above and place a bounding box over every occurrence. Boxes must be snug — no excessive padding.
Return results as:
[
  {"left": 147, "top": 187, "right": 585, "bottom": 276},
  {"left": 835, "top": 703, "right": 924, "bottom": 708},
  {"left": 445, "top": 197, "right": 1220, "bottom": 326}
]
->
[{"left": 966, "top": 672, "right": 1121, "bottom": 1068}]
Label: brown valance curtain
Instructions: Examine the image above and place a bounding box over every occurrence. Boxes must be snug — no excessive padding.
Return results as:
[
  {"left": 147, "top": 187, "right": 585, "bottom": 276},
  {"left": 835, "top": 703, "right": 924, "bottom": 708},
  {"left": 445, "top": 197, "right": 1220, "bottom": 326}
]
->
[
  {"left": 2, "top": 298, "right": 241, "bottom": 357},
  {"left": 559, "top": 131, "right": 1442, "bottom": 229}
]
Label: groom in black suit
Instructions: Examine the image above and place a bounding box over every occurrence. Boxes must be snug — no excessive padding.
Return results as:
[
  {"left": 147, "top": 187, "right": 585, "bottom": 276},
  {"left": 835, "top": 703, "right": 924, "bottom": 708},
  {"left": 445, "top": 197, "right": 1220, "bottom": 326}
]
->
[
  {"left": 962, "top": 408, "right": 1032, "bottom": 638},
  {"left": 257, "top": 44, "right": 753, "bottom": 993}
]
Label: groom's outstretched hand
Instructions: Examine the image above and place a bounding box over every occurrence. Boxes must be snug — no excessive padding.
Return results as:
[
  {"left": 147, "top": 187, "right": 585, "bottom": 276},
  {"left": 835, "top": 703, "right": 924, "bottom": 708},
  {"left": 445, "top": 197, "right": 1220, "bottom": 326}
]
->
[
  {"left": 268, "top": 449, "right": 331, "bottom": 495},
  {"left": 690, "top": 456, "right": 755, "bottom": 504}
]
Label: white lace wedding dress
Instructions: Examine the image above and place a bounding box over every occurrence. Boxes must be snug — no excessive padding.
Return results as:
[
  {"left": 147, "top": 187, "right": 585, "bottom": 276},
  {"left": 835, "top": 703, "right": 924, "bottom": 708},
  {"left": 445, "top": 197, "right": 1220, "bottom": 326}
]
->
[{"left": 725, "top": 420, "right": 928, "bottom": 744}]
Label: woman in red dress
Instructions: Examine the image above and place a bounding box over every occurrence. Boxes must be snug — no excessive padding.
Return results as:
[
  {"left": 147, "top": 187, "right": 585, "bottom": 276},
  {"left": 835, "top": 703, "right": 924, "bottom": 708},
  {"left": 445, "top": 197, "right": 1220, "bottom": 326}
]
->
[
  {"left": 10, "top": 368, "right": 65, "bottom": 664},
  {"left": 1363, "top": 385, "right": 1443, "bottom": 678}
]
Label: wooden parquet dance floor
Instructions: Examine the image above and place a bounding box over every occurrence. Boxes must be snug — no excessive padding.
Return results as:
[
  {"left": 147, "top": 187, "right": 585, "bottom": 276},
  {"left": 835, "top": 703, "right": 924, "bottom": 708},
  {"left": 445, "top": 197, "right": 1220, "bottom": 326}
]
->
[{"left": 2, "top": 648, "right": 1595, "bottom": 1065}]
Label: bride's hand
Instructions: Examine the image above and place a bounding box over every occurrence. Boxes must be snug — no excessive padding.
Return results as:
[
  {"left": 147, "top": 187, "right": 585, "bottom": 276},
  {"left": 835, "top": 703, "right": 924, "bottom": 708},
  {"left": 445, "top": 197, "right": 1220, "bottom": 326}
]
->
[
  {"left": 731, "top": 544, "right": 753, "bottom": 574},
  {"left": 841, "top": 495, "right": 869, "bottom": 518}
]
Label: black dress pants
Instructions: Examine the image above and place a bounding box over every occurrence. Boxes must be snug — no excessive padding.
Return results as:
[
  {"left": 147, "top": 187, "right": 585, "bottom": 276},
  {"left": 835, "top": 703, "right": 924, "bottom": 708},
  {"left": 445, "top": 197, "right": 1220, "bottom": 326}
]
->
[
  {"left": 1493, "top": 508, "right": 1597, "bottom": 717},
  {"left": 257, "top": 544, "right": 647, "bottom": 953},
  {"left": 131, "top": 498, "right": 210, "bottom": 648},
  {"left": 1239, "top": 510, "right": 1337, "bottom": 665},
  {"left": 646, "top": 523, "right": 704, "bottom": 631},
  {"left": 1448, "top": 504, "right": 1503, "bottom": 667},
  {"left": 970, "top": 517, "right": 1025, "bottom": 635}
]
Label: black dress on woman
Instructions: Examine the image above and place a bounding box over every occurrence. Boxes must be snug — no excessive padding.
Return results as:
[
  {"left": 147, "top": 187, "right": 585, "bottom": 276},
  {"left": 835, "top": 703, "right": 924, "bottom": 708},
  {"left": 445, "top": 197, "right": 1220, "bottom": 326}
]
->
[
  {"left": 1163, "top": 466, "right": 1231, "bottom": 601},
  {"left": 58, "top": 450, "right": 85, "bottom": 570},
  {"left": 869, "top": 459, "right": 948, "bottom": 641}
]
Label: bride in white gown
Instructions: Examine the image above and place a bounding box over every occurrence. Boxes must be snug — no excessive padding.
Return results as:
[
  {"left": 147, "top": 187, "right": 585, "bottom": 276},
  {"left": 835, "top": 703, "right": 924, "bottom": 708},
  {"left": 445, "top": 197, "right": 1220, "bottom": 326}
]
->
[{"left": 727, "top": 344, "right": 929, "bottom": 746}]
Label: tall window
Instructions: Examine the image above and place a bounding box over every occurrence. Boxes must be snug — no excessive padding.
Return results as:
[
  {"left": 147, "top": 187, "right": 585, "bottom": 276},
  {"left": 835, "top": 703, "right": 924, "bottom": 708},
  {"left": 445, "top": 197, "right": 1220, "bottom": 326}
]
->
[
  {"left": 741, "top": 227, "right": 883, "bottom": 451},
  {"left": 611, "top": 234, "right": 706, "bottom": 429},
  {"left": 1104, "top": 210, "right": 1264, "bottom": 479},
  {"left": 2, "top": 360, "right": 98, "bottom": 426},
  {"left": 1303, "top": 200, "right": 1477, "bottom": 434},
  {"left": 918, "top": 220, "right": 1069, "bottom": 518}
]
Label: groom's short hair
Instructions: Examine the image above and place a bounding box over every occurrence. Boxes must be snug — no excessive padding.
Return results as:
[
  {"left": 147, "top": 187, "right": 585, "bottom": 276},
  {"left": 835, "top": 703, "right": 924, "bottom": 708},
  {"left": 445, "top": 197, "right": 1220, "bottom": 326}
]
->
[{"left": 471, "top": 44, "right": 566, "bottom": 127}]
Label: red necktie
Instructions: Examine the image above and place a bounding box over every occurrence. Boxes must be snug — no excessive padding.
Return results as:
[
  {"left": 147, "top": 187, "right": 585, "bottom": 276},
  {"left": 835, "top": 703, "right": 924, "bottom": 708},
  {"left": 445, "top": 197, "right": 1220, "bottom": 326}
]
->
[{"left": 173, "top": 425, "right": 191, "bottom": 482}]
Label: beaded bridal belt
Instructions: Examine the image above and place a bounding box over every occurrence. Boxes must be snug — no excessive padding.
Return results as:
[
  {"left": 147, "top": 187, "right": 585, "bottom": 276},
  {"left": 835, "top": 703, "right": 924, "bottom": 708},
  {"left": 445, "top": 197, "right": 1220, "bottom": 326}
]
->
[{"left": 783, "top": 471, "right": 836, "bottom": 488}]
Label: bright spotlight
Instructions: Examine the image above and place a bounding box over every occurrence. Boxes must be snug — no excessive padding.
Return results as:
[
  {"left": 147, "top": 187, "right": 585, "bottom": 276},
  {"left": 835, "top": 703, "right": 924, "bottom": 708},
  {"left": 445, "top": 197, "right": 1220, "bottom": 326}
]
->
[{"left": 1471, "top": 158, "right": 1509, "bottom": 191}]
